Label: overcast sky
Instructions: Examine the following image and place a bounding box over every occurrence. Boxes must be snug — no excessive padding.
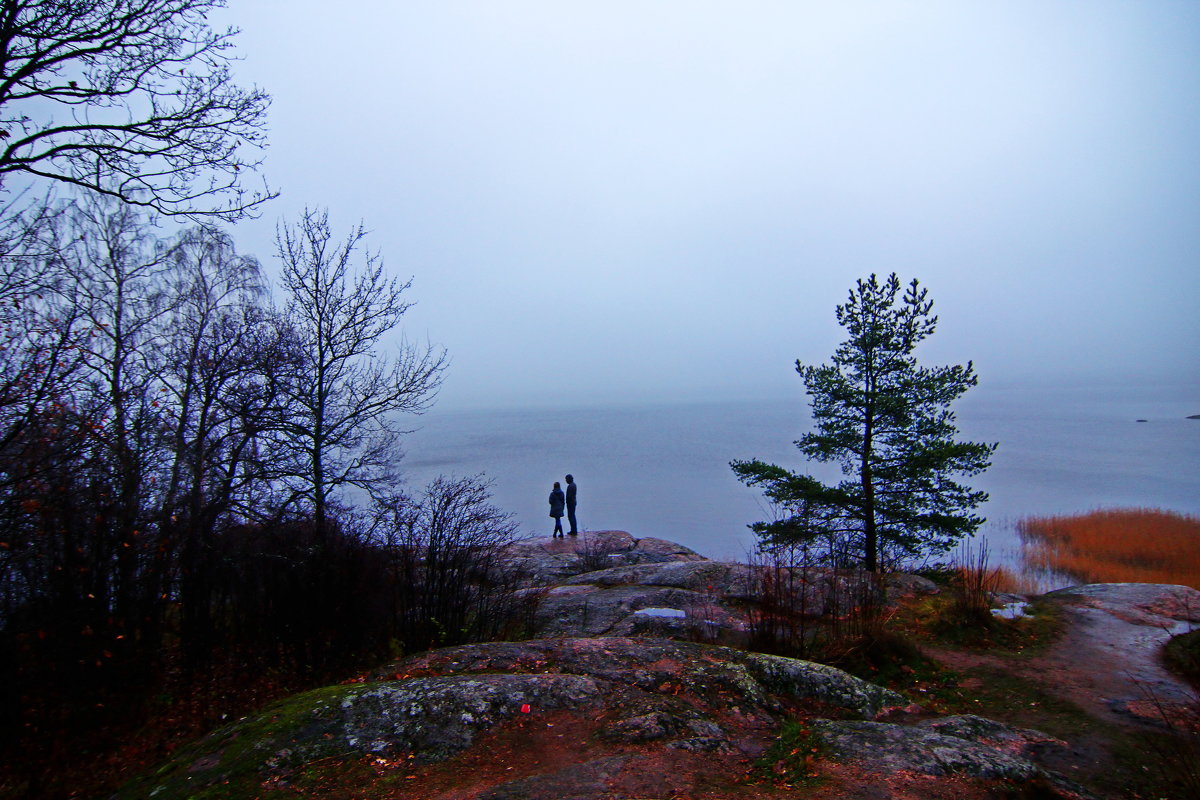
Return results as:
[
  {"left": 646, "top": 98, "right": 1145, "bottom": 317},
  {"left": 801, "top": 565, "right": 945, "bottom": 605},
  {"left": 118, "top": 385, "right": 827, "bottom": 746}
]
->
[{"left": 215, "top": 1, "right": 1199, "bottom": 411}]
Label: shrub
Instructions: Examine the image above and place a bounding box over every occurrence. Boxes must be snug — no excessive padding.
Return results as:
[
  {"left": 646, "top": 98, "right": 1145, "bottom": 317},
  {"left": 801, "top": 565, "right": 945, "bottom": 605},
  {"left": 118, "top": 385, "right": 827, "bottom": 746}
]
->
[
  {"left": 1165, "top": 630, "right": 1200, "bottom": 686},
  {"left": 743, "top": 539, "right": 891, "bottom": 662},
  {"left": 373, "top": 475, "right": 537, "bottom": 651},
  {"left": 949, "top": 539, "right": 1002, "bottom": 627},
  {"left": 576, "top": 533, "right": 620, "bottom": 573}
]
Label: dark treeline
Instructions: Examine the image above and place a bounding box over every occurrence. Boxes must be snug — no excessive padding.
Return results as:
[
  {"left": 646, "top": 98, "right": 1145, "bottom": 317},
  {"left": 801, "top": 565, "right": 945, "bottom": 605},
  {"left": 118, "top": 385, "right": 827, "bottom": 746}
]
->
[{"left": 0, "top": 196, "right": 528, "bottom": 792}]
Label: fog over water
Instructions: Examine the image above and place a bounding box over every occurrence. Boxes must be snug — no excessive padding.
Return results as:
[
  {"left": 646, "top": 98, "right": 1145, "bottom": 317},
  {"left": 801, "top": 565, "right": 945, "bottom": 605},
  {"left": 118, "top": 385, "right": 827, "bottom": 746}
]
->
[
  {"left": 209, "top": 3, "right": 1198, "bottom": 561},
  {"left": 216, "top": 2, "right": 1199, "bottom": 413},
  {"left": 400, "top": 380, "right": 1200, "bottom": 563}
]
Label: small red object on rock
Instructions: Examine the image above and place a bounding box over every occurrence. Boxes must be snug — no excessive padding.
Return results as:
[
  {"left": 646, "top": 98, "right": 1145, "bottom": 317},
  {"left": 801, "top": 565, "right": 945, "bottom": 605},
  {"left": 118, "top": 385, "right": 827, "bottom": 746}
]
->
[{"left": 520, "top": 704, "right": 531, "bottom": 714}]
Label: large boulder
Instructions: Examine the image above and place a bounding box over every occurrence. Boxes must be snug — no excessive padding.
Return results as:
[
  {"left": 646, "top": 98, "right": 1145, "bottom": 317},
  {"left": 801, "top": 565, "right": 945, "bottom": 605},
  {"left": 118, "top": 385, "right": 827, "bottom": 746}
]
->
[
  {"left": 533, "top": 582, "right": 737, "bottom": 637},
  {"left": 386, "top": 637, "right": 906, "bottom": 720},
  {"left": 113, "top": 538, "right": 1128, "bottom": 800},
  {"left": 1045, "top": 582, "right": 1200, "bottom": 626},
  {"left": 119, "top": 636, "right": 1096, "bottom": 800},
  {"left": 813, "top": 719, "right": 1041, "bottom": 780}
]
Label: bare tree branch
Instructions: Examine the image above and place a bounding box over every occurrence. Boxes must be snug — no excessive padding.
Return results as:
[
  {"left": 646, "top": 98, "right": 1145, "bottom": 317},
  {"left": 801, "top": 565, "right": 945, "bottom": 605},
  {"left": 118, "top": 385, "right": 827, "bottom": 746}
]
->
[{"left": 0, "top": 0, "right": 275, "bottom": 220}]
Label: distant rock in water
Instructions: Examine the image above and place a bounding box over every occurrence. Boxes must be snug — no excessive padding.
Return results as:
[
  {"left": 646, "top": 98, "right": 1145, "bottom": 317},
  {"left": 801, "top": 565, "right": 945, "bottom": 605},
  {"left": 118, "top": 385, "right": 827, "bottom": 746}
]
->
[{"left": 1135, "top": 419, "right": 1147, "bottom": 423}]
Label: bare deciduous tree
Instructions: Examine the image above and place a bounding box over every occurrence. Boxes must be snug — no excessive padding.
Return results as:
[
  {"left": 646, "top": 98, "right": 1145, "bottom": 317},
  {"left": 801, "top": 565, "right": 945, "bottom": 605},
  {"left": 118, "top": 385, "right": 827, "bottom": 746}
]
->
[
  {"left": 56, "top": 195, "right": 174, "bottom": 622},
  {"left": 159, "top": 225, "right": 273, "bottom": 525},
  {"left": 0, "top": 0, "right": 274, "bottom": 220},
  {"left": 275, "top": 208, "right": 447, "bottom": 533},
  {"left": 0, "top": 197, "right": 85, "bottom": 487},
  {"left": 156, "top": 226, "right": 298, "bottom": 651}
]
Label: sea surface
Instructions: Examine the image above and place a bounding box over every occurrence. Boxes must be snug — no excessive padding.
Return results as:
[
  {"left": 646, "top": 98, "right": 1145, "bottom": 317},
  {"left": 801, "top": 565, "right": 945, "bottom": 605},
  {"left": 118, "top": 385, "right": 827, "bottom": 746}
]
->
[{"left": 399, "top": 382, "right": 1199, "bottom": 566}]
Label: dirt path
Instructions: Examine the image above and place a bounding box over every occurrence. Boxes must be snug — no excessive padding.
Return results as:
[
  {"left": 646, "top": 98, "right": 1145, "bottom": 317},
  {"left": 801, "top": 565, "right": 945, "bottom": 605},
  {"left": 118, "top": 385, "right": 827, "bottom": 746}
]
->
[
  {"left": 1028, "top": 584, "right": 1199, "bottom": 727},
  {"left": 936, "top": 584, "right": 1198, "bottom": 729},
  {"left": 926, "top": 583, "right": 1200, "bottom": 797}
]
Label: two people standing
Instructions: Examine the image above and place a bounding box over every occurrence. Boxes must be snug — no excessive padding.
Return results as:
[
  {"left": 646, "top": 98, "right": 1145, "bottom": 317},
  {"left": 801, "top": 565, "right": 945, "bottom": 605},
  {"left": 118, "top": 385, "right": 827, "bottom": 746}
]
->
[{"left": 549, "top": 474, "right": 578, "bottom": 538}]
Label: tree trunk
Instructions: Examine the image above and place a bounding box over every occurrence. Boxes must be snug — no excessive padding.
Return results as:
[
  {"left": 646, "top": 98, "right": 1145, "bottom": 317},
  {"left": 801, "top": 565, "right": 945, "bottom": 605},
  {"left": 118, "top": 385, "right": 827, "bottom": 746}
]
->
[{"left": 861, "top": 371, "right": 878, "bottom": 573}]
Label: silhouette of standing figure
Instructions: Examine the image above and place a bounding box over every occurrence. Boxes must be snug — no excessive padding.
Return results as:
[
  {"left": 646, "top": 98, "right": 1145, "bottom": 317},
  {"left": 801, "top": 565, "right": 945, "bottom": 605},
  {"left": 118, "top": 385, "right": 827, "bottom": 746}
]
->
[
  {"left": 565, "top": 474, "right": 578, "bottom": 535},
  {"left": 549, "top": 481, "right": 566, "bottom": 538}
]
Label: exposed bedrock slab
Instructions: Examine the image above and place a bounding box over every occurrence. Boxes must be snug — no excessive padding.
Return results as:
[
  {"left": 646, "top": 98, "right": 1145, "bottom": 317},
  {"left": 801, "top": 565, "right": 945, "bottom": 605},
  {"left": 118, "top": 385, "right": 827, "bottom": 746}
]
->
[
  {"left": 1042, "top": 583, "right": 1200, "bottom": 720},
  {"left": 813, "top": 717, "right": 1096, "bottom": 799},
  {"left": 387, "top": 637, "right": 906, "bottom": 720},
  {"left": 121, "top": 636, "right": 903, "bottom": 799}
]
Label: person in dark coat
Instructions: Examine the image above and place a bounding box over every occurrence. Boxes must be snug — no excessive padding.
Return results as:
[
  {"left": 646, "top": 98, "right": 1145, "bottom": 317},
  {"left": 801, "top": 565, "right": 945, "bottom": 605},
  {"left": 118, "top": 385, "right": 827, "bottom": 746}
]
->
[
  {"left": 549, "top": 481, "right": 566, "bottom": 537},
  {"left": 565, "top": 474, "right": 578, "bottom": 535}
]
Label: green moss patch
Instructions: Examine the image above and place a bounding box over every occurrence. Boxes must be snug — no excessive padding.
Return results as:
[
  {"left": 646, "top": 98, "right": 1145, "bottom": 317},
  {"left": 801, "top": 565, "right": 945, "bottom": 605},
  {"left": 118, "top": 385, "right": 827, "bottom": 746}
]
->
[
  {"left": 751, "top": 719, "right": 827, "bottom": 789},
  {"left": 117, "top": 683, "right": 367, "bottom": 800},
  {"left": 897, "top": 594, "right": 1065, "bottom": 653},
  {"left": 926, "top": 664, "right": 1088, "bottom": 738}
]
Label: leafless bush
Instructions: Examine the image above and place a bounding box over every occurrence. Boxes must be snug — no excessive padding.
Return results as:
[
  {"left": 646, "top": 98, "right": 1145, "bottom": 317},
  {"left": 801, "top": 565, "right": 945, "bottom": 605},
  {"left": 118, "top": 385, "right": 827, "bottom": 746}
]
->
[
  {"left": 743, "top": 538, "right": 889, "bottom": 661},
  {"left": 684, "top": 589, "right": 727, "bottom": 646},
  {"left": 744, "top": 542, "right": 818, "bottom": 657},
  {"left": 577, "top": 533, "right": 621, "bottom": 573},
  {"left": 374, "top": 475, "right": 537, "bottom": 652},
  {"left": 950, "top": 538, "right": 1004, "bottom": 627}
]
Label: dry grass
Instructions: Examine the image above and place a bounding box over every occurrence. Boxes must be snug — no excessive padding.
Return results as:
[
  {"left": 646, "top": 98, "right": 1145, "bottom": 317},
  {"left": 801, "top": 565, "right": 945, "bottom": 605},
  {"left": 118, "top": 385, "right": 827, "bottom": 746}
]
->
[
  {"left": 950, "top": 540, "right": 1041, "bottom": 598},
  {"left": 985, "top": 565, "right": 1043, "bottom": 595},
  {"left": 1018, "top": 509, "right": 1200, "bottom": 590}
]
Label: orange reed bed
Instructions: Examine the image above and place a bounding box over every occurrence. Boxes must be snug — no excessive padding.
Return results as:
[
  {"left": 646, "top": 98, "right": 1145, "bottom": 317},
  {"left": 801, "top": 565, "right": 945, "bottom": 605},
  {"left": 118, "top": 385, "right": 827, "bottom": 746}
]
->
[{"left": 1017, "top": 508, "right": 1200, "bottom": 590}]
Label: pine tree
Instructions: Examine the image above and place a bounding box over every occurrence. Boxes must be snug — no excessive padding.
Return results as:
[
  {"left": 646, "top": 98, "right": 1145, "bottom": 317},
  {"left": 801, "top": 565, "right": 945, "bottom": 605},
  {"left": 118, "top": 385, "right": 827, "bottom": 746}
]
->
[{"left": 732, "top": 273, "right": 996, "bottom": 572}]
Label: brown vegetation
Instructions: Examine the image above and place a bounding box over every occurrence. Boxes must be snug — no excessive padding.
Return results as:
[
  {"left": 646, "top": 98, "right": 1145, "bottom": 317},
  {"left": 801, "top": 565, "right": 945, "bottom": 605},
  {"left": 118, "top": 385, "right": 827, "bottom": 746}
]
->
[{"left": 1017, "top": 509, "right": 1200, "bottom": 589}]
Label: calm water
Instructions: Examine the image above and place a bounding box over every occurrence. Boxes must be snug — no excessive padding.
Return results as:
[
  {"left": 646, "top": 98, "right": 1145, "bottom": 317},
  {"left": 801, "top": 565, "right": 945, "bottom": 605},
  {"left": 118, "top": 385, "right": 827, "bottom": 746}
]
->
[{"left": 400, "top": 382, "right": 1199, "bottom": 564}]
